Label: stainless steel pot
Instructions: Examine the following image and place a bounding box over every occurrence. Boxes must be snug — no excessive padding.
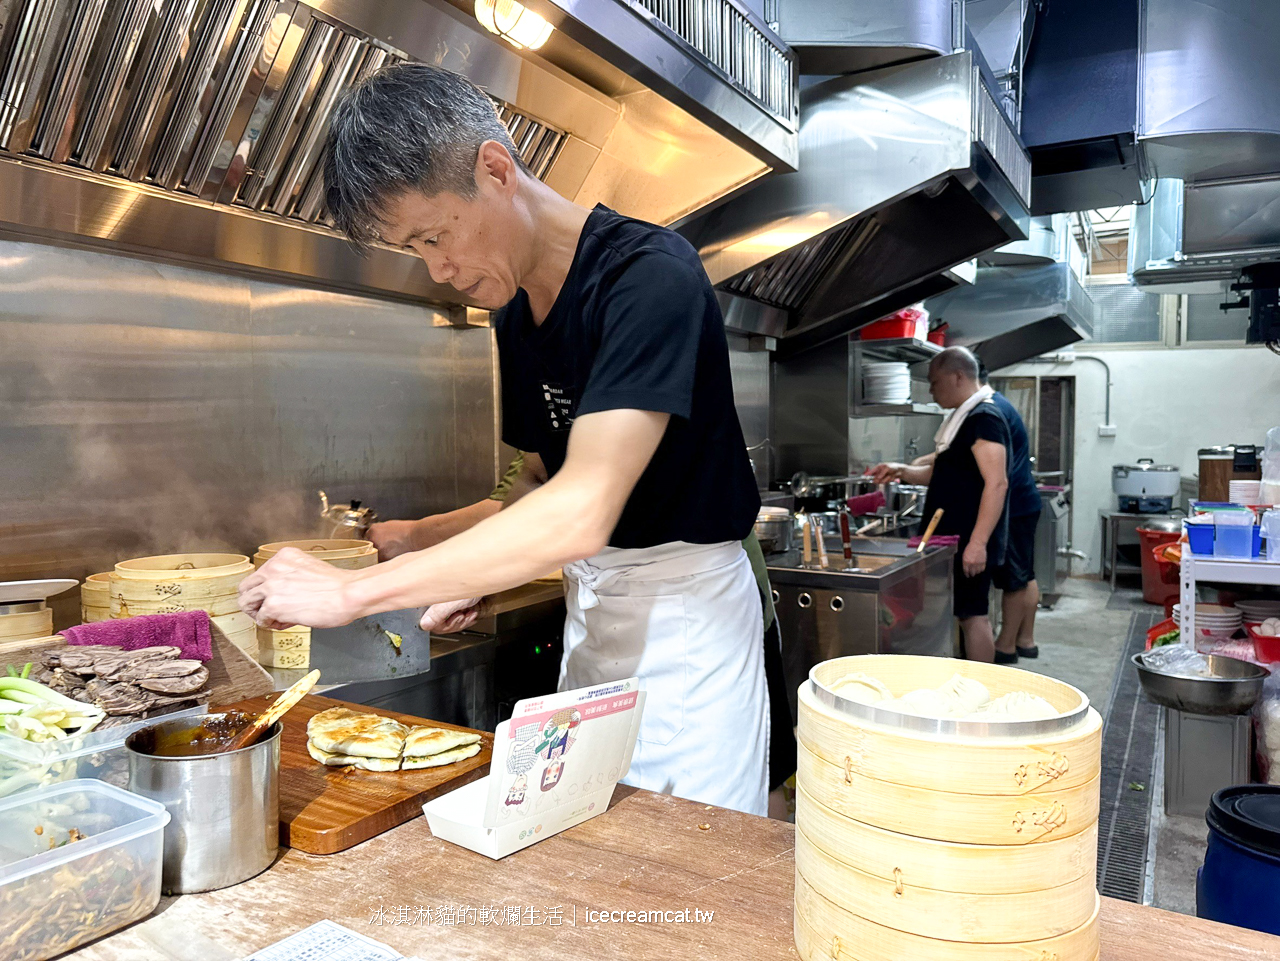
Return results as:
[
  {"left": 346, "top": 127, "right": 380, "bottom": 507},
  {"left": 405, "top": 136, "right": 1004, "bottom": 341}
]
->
[
  {"left": 754, "top": 507, "right": 793, "bottom": 554},
  {"left": 127, "top": 714, "right": 281, "bottom": 894}
]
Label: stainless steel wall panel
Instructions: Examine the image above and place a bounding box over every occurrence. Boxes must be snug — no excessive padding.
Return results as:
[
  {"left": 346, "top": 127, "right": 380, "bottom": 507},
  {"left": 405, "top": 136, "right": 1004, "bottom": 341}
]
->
[
  {"left": 0, "top": 237, "right": 498, "bottom": 593},
  {"left": 726, "top": 333, "right": 771, "bottom": 488}
]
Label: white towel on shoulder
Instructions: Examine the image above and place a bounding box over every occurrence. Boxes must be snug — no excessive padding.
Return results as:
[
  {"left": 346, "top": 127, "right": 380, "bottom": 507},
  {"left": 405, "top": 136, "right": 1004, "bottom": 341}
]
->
[{"left": 933, "top": 384, "right": 996, "bottom": 454}]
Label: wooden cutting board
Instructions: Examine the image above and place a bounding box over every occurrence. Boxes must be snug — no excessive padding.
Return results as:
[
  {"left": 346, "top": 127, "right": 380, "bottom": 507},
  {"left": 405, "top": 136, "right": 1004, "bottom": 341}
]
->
[{"left": 219, "top": 693, "right": 492, "bottom": 855}]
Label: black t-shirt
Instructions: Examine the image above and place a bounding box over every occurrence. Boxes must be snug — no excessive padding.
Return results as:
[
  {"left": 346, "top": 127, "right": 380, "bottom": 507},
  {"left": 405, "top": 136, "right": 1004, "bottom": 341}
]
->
[
  {"left": 494, "top": 205, "right": 760, "bottom": 549},
  {"left": 921, "top": 402, "right": 1011, "bottom": 560}
]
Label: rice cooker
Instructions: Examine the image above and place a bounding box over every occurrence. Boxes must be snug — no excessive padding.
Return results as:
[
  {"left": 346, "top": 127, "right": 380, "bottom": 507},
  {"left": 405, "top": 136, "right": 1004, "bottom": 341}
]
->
[{"left": 1112, "top": 459, "right": 1181, "bottom": 513}]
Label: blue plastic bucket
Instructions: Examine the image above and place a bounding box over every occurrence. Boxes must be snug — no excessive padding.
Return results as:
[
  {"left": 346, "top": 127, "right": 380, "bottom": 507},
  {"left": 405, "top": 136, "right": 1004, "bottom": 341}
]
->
[{"left": 1196, "top": 785, "right": 1280, "bottom": 935}]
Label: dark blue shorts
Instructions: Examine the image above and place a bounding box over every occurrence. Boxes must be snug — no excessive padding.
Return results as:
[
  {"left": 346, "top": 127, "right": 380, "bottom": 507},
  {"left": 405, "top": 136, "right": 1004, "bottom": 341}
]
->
[{"left": 994, "top": 512, "right": 1038, "bottom": 592}]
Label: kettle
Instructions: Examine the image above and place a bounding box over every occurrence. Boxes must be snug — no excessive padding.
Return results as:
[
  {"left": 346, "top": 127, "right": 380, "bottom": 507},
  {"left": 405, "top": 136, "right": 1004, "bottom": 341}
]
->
[{"left": 318, "top": 491, "right": 377, "bottom": 538}]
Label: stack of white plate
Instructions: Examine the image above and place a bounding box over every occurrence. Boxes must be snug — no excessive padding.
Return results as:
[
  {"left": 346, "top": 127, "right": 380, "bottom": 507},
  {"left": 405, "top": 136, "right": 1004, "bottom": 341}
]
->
[
  {"left": 863, "top": 361, "right": 911, "bottom": 405},
  {"left": 1237, "top": 599, "right": 1280, "bottom": 624},
  {"left": 1229, "top": 480, "right": 1262, "bottom": 505},
  {"left": 1172, "top": 603, "right": 1243, "bottom": 636}
]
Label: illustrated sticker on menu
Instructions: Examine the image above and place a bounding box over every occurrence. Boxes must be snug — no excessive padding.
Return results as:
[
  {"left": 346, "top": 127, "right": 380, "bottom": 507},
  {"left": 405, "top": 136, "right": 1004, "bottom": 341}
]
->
[{"left": 422, "top": 679, "right": 644, "bottom": 859}]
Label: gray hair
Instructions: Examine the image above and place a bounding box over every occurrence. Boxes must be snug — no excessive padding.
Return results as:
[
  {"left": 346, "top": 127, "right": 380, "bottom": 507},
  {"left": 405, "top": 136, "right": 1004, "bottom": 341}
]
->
[
  {"left": 930, "top": 346, "right": 981, "bottom": 381},
  {"left": 323, "top": 62, "right": 527, "bottom": 248}
]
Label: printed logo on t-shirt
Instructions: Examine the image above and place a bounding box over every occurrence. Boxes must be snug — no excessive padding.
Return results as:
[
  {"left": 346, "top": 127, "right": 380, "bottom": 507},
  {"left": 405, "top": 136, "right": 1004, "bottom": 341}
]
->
[{"left": 541, "top": 383, "right": 576, "bottom": 432}]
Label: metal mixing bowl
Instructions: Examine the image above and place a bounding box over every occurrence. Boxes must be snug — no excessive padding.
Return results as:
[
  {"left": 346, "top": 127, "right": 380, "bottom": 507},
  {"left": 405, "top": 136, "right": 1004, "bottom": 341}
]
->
[{"left": 1131, "top": 652, "right": 1269, "bottom": 715}]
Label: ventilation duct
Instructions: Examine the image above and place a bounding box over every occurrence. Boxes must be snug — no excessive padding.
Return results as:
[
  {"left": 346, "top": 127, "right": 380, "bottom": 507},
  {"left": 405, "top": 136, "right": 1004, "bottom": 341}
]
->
[
  {"left": 924, "top": 261, "right": 1095, "bottom": 371},
  {"left": 678, "top": 49, "right": 1031, "bottom": 355}
]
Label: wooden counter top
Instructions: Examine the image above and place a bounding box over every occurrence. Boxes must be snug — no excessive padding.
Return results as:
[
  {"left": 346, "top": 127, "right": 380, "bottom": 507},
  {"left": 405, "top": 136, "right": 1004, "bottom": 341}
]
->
[{"left": 70, "top": 787, "right": 1280, "bottom": 961}]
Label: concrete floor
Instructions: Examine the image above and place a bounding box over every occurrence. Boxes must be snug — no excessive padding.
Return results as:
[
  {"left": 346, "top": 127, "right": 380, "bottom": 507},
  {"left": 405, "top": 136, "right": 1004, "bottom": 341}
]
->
[{"left": 1018, "top": 576, "right": 1204, "bottom": 916}]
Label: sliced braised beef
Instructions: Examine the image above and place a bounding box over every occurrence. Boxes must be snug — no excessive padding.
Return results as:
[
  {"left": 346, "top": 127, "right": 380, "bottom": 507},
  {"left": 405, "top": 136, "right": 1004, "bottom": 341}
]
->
[{"left": 136, "top": 667, "right": 208, "bottom": 695}]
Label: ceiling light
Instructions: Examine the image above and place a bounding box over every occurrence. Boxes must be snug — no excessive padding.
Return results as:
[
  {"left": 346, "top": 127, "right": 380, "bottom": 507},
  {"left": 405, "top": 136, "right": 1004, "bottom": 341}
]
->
[{"left": 474, "top": 0, "right": 554, "bottom": 51}]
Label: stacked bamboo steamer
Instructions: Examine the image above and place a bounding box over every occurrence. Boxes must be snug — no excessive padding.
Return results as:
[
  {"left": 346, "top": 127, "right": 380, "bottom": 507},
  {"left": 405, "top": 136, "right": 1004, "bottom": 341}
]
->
[
  {"left": 110, "top": 553, "right": 256, "bottom": 656},
  {"left": 253, "top": 539, "right": 377, "bottom": 570},
  {"left": 252, "top": 540, "right": 376, "bottom": 669},
  {"left": 795, "top": 655, "right": 1103, "bottom": 961},
  {"left": 0, "top": 604, "right": 54, "bottom": 642},
  {"left": 80, "top": 573, "right": 112, "bottom": 623}
]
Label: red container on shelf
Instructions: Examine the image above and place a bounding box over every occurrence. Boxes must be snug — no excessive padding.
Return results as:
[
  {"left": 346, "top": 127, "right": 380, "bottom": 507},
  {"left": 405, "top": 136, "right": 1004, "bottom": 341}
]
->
[
  {"left": 1248, "top": 624, "right": 1280, "bottom": 663},
  {"left": 860, "top": 307, "right": 927, "bottom": 341},
  {"left": 928, "top": 322, "right": 948, "bottom": 346}
]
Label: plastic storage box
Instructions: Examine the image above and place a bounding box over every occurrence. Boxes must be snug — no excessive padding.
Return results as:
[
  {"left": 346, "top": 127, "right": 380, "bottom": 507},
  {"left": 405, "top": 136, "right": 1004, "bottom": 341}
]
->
[
  {"left": 0, "top": 705, "right": 201, "bottom": 799},
  {"left": 0, "top": 779, "right": 169, "bottom": 960},
  {"left": 1214, "top": 511, "right": 1257, "bottom": 558},
  {"left": 1186, "top": 519, "right": 1215, "bottom": 555}
]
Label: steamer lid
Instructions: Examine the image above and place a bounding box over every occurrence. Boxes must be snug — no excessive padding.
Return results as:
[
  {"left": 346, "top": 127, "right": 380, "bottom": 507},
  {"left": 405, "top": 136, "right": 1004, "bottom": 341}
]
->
[{"left": 1208, "top": 785, "right": 1280, "bottom": 857}]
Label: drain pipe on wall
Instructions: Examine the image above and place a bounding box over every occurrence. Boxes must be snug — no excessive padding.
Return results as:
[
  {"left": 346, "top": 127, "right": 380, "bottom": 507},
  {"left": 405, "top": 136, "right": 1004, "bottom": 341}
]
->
[{"left": 1022, "top": 352, "right": 1114, "bottom": 434}]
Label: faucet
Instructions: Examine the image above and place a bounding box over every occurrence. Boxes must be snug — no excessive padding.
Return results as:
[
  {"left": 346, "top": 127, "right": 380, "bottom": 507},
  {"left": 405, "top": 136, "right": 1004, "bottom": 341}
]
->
[{"left": 905, "top": 437, "right": 920, "bottom": 460}]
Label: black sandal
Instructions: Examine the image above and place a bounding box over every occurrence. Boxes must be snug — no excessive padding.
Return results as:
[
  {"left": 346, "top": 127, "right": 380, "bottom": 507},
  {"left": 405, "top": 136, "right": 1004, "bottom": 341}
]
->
[
  {"left": 1016, "top": 645, "right": 1040, "bottom": 659},
  {"left": 993, "top": 650, "right": 1019, "bottom": 664}
]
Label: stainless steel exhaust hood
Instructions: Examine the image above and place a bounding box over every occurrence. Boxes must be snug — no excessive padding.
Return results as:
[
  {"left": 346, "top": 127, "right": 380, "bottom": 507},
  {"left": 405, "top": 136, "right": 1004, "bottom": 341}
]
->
[
  {"left": 923, "top": 261, "right": 1095, "bottom": 371},
  {"left": 678, "top": 49, "right": 1031, "bottom": 355},
  {"left": 0, "top": 0, "right": 797, "bottom": 305}
]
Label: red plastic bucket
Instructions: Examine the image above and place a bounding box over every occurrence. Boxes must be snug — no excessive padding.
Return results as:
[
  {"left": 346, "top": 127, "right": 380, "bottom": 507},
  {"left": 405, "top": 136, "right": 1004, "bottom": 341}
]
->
[{"left": 1138, "top": 527, "right": 1181, "bottom": 605}]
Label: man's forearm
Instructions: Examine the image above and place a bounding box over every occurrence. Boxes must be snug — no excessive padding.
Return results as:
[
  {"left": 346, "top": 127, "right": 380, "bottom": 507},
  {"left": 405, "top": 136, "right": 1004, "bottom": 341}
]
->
[
  {"left": 969, "top": 479, "right": 1008, "bottom": 546},
  {"left": 901, "top": 464, "right": 933, "bottom": 485},
  {"left": 410, "top": 500, "right": 502, "bottom": 549}
]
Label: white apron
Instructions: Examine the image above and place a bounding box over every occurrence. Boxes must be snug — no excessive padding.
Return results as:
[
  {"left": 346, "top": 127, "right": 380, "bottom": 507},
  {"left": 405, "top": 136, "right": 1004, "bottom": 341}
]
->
[{"left": 561, "top": 540, "right": 769, "bottom": 816}]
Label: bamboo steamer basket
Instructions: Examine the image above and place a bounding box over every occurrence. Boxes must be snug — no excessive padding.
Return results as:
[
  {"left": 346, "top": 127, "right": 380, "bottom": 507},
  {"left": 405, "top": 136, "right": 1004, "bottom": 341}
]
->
[
  {"left": 256, "top": 626, "right": 311, "bottom": 669},
  {"left": 110, "top": 553, "right": 251, "bottom": 618},
  {"left": 794, "top": 786, "right": 1097, "bottom": 895},
  {"left": 210, "top": 610, "right": 256, "bottom": 637},
  {"left": 795, "top": 655, "right": 1102, "bottom": 961},
  {"left": 797, "top": 740, "right": 1099, "bottom": 845},
  {"left": 0, "top": 607, "right": 54, "bottom": 640},
  {"left": 254, "top": 540, "right": 376, "bottom": 570},
  {"left": 794, "top": 826, "right": 1096, "bottom": 942},
  {"left": 794, "top": 875, "right": 1100, "bottom": 961},
  {"left": 109, "top": 592, "right": 243, "bottom": 618},
  {"left": 798, "top": 680, "right": 1102, "bottom": 796},
  {"left": 80, "top": 573, "right": 111, "bottom": 623}
]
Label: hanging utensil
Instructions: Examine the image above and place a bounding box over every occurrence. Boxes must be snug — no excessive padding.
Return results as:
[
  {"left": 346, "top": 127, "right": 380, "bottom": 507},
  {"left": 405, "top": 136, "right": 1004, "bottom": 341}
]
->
[
  {"left": 916, "top": 509, "right": 945, "bottom": 553},
  {"left": 221, "top": 669, "right": 320, "bottom": 752}
]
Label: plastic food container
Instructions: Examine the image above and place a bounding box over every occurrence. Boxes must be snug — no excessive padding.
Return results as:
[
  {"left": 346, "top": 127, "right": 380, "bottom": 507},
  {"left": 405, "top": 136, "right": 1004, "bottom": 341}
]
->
[
  {"left": 1214, "top": 510, "right": 1258, "bottom": 558},
  {"left": 0, "top": 705, "right": 202, "bottom": 800},
  {"left": 1186, "top": 519, "right": 1215, "bottom": 555},
  {"left": 1250, "top": 624, "right": 1280, "bottom": 664},
  {"left": 0, "top": 779, "right": 169, "bottom": 960}
]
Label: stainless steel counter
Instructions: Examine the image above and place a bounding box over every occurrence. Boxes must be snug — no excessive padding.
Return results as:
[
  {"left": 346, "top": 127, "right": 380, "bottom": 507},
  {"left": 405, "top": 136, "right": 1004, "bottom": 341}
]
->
[{"left": 766, "top": 537, "right": 956, "bottom": 723}]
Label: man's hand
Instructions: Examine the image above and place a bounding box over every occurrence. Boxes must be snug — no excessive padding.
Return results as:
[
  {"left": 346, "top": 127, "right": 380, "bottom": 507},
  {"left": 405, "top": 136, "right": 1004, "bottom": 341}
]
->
[
  {"left": 419, "top": 597, "right": 484, "bottom": 634},
  {"left": 962, "top": 540, "right": 988, "bottom": 578},
  {"left": 867, "top": 462, "right": 906, "bottom": 484},
  {"left": 238, "top": 548, "right": 359, "bottom": 630},
  {"left": 367, "top": 520, "right": 420, "bottom": 561}
]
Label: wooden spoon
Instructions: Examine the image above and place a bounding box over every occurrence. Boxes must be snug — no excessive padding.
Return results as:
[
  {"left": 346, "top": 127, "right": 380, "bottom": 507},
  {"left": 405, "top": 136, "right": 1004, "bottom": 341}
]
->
[
  {"left": 916, "top": 508, "right": 945, "bottom": 553},
  {"left": 222, "top": 669, "right": 320, "bottom": 752}
]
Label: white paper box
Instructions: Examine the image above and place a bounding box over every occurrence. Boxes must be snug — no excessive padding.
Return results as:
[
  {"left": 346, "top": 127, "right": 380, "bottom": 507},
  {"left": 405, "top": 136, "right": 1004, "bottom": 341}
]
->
[{"left": 423, "top": 679, "right": 645, "bottom": 859}]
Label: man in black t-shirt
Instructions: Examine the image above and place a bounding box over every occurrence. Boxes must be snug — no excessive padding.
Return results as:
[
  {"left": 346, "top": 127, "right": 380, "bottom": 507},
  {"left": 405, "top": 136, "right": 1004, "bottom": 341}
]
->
[
  {"left": 237, "top": 64, "right": 770, "bottom": 815},
  {"left": 870, "top": 348, "right": 1010, "bottom": 662}
]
